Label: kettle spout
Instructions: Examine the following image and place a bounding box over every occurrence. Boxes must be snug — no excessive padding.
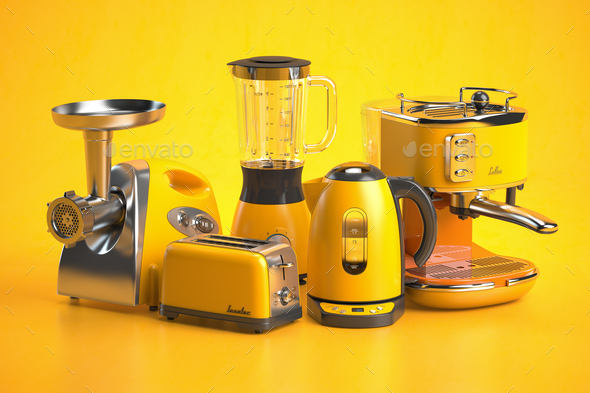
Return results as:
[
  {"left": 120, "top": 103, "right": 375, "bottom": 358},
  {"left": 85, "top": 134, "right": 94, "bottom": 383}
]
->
[
  {"left": 469, "top": 196, "right": 558, "bottom": 234},
  {"left": 302, "top": 178, "right": 330, "bottom": 213}
]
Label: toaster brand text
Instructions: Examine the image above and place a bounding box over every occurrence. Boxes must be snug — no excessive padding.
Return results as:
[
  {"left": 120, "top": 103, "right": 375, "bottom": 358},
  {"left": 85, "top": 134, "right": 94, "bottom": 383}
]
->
[{"left": 227, "top": 305, "right": 251, "bottom": 315}]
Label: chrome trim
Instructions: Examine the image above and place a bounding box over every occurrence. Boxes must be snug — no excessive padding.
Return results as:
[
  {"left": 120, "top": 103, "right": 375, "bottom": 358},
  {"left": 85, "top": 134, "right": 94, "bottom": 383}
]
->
[
  {"left": 469, "top": 196, "right": 558, "bottom": 234},
  {"left": 397, "top": 93, "right": 468, "bottom": 116},
  {"left": 167, "top": 207, "right": 219, "bottom": 237},
  {"left": 405, "top": 282, "right": 495, "bottom": 292},
  {"left": 459, "top": 87, "right": 517, "bottom": 113},
  {"left": 507, "top": 271, "right": 539, "bottom": 287},
  {"left": 424, "top": 179, "right": 527, "bottom": 193}
]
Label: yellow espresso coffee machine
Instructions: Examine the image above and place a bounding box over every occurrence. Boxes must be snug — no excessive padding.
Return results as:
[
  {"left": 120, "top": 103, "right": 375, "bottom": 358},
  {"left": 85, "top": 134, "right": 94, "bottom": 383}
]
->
[
  {"left": 228, "top": 56, "right": 337, "bottom": 283},
  {"left": 46, "top": 99, "right": 222, "bottom": 309},
  {"left": 362, "top": 88, "right": 558, "bottom": 308},
  {"left": 304, "top": 162, "right": 437, "bottom": 327}
]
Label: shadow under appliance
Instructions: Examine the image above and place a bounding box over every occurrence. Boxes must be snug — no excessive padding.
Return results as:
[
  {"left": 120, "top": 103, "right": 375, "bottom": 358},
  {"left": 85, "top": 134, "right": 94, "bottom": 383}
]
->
[
  {"left": 362, "top": 88, "right": 558, "bottom": 308},
  {"left": 46, "top": 99, "right": 222, "bottom": 308}
]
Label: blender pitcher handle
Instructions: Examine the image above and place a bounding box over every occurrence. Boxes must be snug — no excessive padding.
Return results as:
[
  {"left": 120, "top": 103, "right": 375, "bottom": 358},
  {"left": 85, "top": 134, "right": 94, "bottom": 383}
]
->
[
  {"left": 305, "top": 75, "right": 337, "bottom": 154},
  {"left": 387, "top": 177, "right": 438, "bottom": 268}
]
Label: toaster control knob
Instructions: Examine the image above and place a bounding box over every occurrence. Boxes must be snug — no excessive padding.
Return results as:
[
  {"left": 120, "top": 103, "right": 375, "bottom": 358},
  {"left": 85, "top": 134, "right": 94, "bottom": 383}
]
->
[
  {"left": 267, "top": 234, "right": 291, "bottom": 245},
  {"left": 277, "top": 286, "right": 294, "bottom": 306},
  {"left": 177, "top": 212, "right": 190, "bottom": 228},
  {"left": 193, "top": 216, "right": 215, "bottom": 233}
]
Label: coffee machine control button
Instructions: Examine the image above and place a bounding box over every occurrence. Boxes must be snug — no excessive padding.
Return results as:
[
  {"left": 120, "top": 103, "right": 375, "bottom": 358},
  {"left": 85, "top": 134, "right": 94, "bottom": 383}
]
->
[
  {"left": 193, "top": 216, "right": 215, "bottom": 233},
  {"left": 376, "top": 306, "right": 384, "bottom": 311},
  {"left": 455, "top": 154, "right": 469, "bottom": 162},
  {"left": 455, "top": 139, "right": 470, "bottom": 147},
  {"left": 332, "top": 306, "right": 339, "bottom": 310},
  {"left": 177, "top": 212, "right": 190, "bottom": 228},
  {"left": 455, "top": 169, "right": 469, "bottom": 178}
]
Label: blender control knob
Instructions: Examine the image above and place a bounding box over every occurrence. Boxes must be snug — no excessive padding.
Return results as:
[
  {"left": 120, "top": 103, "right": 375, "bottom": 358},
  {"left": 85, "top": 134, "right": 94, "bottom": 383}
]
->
[{"left": 471, "top": 91, "right": 490, "bottom": 111}]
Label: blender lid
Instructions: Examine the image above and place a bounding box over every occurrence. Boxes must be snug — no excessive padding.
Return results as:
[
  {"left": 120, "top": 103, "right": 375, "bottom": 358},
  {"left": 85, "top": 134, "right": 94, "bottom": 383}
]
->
[
  {"left": 326, "top": 162, "right": 386, "bottom": 182},
  {"left": 366, "top": 87, "right": 528, "bottom": 128},
  {"left": 228, "top": 56, "right": 311, "bottom": 80}
]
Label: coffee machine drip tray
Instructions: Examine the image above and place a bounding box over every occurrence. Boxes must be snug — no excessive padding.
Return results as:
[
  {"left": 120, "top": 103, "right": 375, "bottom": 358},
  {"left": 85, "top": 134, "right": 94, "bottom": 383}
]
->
[{"left": 404, "top": 244, "right": 539, "bottom": 309}]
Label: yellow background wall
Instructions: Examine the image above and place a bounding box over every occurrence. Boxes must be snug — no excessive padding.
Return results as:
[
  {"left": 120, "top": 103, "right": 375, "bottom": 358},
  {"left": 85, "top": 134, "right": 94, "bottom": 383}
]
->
[{"left": 1, "top": 1, "right": 589, "bottom": 392}]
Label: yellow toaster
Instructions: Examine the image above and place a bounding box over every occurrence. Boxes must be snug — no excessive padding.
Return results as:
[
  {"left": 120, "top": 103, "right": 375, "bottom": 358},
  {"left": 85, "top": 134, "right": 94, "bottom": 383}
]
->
[{"left": 159, "top": 234, "right": 302, "bottom": 333}]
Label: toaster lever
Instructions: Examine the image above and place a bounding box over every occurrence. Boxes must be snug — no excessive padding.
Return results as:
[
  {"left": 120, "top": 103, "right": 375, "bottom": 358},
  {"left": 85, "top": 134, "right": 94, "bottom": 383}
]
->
[{"left": 272, "top": 262, "right": 294, "bottom": 268}]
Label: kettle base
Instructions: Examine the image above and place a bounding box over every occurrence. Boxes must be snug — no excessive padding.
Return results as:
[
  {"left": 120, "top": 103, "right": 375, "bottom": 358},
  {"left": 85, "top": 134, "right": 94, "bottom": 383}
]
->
[{"left": 307, "top": 295, "right": 404, "bottom": 328}]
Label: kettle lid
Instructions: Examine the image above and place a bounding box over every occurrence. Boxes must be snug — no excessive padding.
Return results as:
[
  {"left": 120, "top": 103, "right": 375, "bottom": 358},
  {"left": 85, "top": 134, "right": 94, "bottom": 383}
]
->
[{"left": 325, "top": 162, "right": 386, "bottom": 182}]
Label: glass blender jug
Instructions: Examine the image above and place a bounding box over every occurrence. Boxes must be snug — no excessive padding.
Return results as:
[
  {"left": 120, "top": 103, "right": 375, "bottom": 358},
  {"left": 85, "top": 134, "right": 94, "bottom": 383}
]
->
[{"left": 229, "top": 56, "right": 337, "bottom": 282}]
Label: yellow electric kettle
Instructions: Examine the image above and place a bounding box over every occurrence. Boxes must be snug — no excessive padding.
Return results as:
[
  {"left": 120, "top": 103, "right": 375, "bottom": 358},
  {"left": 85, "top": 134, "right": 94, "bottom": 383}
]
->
[{"left": 303, "top": 162, "right": 437, "bottom": 328}]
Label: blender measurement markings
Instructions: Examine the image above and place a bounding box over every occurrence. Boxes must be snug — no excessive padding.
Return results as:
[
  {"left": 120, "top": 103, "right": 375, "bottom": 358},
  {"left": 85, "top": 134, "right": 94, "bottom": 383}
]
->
[
  {"left": 545, "top": 246, "right": 554, "bottom": 255},
  {"left": 46, "top": 346, "right": 54, "bottom": 355},
  {"left": 6, "top": 286, "right": 14, "bottom": 295},
  {"left": 286, "top": 6, "right": 294, "bottom": 15},
  {"left": 326, "top": 26, "right": 334, "bottom": 35},
  {"left": 306, "top": 6, "right": 314, "bottom": 15},
  {"left": 6, "top": 306, "right": 14, "bottom": 314},
  {"left": 25, "top": 26, "right": 34, "bottom": 35},
  {"left": 46, "top": 46, "right": 55, "bottom": 55},
  {"left": 46, "top": 246, "right": 55, "bottom": 255},
  {"left": 5, "top": 6, "right": 14, "bottom": 14},
  {"left": 86, "top": 86, "right": 94, "bottom": 95},
  {"left": 66, "top": 66, "right": 75, "bottom": 75},
  {"left": 266, "top": 26, "right": 274, "bottom": 35}
]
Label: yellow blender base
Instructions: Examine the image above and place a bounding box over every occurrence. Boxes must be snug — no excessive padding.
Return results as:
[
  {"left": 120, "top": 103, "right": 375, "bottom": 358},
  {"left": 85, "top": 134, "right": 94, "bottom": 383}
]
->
[
  {"left": 232, "top": 200, "right": 310, "bottom": 280},
  {"left": 405, "top": 243, "right": 539, "bottom": 309}
]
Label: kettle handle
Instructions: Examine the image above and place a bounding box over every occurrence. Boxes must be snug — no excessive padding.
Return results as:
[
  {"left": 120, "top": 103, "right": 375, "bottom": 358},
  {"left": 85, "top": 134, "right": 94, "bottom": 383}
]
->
[{"left": 387, "top": 177, "right": 437, "bottom": 268}]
